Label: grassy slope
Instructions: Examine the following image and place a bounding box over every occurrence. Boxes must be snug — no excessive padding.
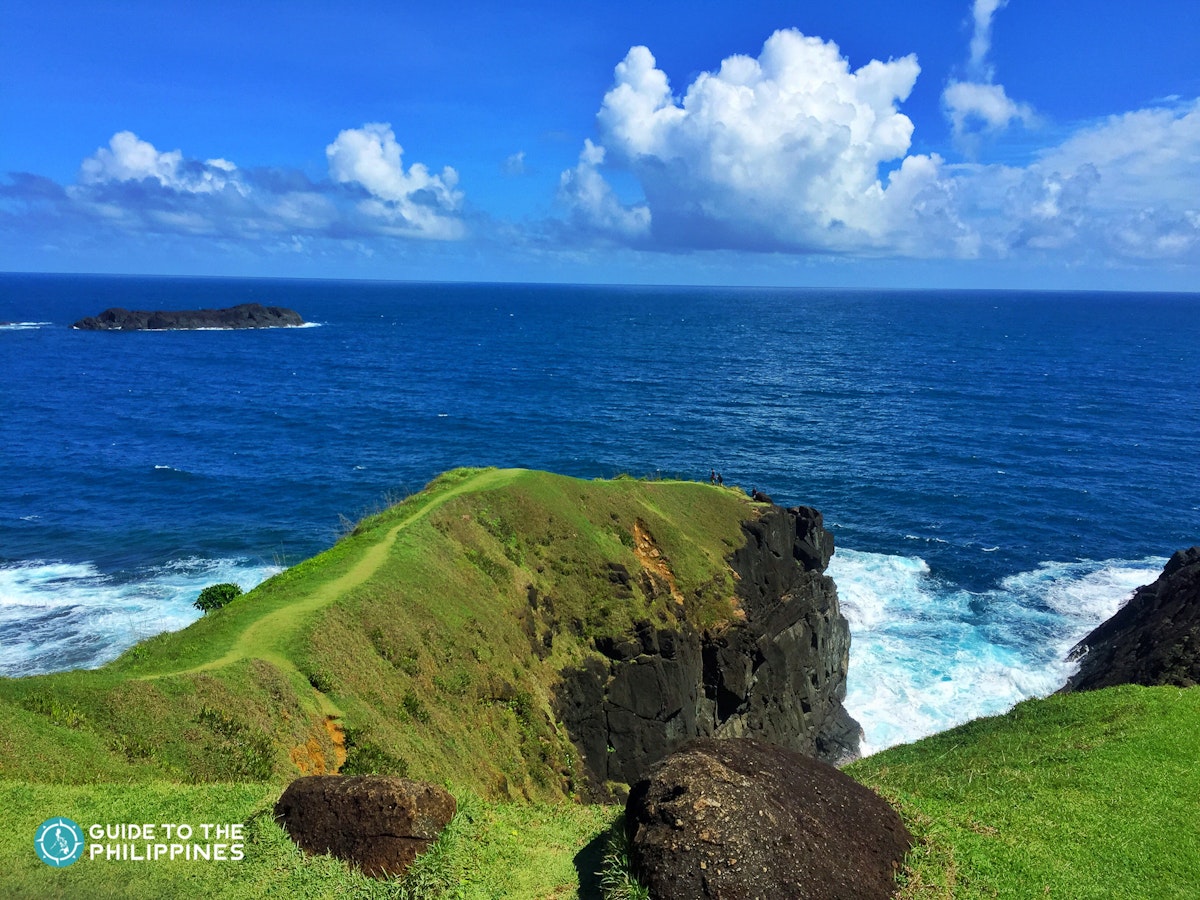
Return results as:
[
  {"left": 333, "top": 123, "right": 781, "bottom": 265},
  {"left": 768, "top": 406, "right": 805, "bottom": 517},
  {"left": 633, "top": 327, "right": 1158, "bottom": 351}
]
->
[
  {"left": 0, "top": 467, "right": 752, "bottom": 898},
  {"left": 3, "top": 467, "right": 1196, "bottom": 898},
  {"left": 848, "top": 684, "right": 1200, "bottom": 899}
]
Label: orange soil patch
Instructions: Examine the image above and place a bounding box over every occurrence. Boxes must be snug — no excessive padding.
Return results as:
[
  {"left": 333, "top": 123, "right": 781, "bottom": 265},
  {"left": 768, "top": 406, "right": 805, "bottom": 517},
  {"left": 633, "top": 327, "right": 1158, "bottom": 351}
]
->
[
  {"left": 632, "top": 519, "right": 686, "bottom": 605},
  {"left": 289, "top": 737, "right": 327, "bottom": 775},
  {"left": 324, "top": 716, "right": 347, "bottom": 770},
  {"left": 289, "top": 716, "right": 347, "bottom": 775}
]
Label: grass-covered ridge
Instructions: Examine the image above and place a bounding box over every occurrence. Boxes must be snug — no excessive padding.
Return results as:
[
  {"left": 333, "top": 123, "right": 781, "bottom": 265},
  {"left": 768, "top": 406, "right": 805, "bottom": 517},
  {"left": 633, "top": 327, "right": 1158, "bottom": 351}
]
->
[
  {"left": 2, "top": 467, "right": 1196, "bottom": 898},
  {"left": 0, "top": 467, "right": 753, "bottom": 794}
]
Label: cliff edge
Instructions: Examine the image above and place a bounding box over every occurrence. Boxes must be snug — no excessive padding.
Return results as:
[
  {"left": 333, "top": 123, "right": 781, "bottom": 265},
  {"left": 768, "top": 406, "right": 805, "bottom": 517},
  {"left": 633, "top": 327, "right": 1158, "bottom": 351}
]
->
[
  {"left": 555, "top": 502, "right": 860, "bottom": 797},
  {"left": 1062, "top": 546, "right": 1200, "bottom": 692},
  {"left": 0, "top": 469, "right": 857, "bottom": 804}
]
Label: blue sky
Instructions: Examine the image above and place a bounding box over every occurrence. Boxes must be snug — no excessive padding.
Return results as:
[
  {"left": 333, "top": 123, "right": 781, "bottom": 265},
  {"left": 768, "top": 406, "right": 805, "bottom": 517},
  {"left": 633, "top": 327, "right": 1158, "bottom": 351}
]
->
[{"left": 2, "top": 1, "right": 1198, "bottom": 289}]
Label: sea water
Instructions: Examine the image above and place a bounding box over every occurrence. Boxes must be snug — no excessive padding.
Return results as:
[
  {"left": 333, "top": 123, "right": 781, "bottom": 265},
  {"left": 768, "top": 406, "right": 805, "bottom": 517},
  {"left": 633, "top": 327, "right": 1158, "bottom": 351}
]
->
[{"left": 2, "top": 273, "right": 1197, "bottom": 753}]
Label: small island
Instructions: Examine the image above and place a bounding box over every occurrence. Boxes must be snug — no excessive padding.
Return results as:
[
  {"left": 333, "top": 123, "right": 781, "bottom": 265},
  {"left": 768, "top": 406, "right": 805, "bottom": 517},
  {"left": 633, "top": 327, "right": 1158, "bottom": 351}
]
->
[{"left": 72, "top": 302, "right": 305, "bottom": 330}]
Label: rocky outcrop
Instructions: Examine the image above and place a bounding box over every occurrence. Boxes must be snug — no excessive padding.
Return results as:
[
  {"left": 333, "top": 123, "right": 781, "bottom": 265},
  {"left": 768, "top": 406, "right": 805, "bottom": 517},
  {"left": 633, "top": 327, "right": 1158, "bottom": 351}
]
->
[
  {"left": 626, "top": 738, "right": 911, "bottom": 900},
  {"left": 274, "top": 775, "right": 455, "bottom": 878},
  {"left": 555, "top": 504, "right": 860, "bottom": 798},
  {"left": 72, "top": 303, "right": 304, "bottom": 330},
  {"left": 1062, "top": 546, "right": 1200, "bottom": 692}
]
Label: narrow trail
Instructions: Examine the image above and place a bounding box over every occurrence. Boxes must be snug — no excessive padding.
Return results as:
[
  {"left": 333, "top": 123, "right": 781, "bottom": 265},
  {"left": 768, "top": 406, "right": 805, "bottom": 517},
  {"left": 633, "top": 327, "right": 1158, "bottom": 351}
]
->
[{"left": 150, "top": 468, "right": 520, "bottom": 689}]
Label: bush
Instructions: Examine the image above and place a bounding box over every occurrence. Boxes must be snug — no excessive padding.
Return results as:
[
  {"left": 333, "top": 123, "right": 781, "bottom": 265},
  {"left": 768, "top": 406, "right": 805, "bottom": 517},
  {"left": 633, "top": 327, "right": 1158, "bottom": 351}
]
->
[{"left": 194, "top": 582, "right": 243, "bottom": 613}]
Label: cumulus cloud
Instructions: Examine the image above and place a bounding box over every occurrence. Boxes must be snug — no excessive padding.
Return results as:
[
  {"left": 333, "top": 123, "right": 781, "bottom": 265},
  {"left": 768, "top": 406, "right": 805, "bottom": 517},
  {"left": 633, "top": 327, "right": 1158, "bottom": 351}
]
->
[
  {"left": 326, "top": 123, "right": 464, "bottom": 239},
  {"left": 2, "top": 126, "right": 467, "bottom": 247},
  {"left": 1007, "top": 100, "right": 1200, "bottom": 259},
  {"left": 557, "top": 139, "right": 650, "bottom": 239},
  {"left": 560, "top": 30, "right": 962, "bottom": 254},
  {"left": 943, "top": 0, "right": 1034, "bottom": 150},
  {"left": 80, "top": 131, "right": 244, "bottom": 194},
  {"left": 554, "top": 28, "right": 1199, "bottom": 268}
]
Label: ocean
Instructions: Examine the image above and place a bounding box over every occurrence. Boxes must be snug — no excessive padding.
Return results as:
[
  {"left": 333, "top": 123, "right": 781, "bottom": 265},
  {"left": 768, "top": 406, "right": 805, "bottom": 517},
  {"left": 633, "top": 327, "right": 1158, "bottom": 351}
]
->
[{"left": 2, "top": 273, "right": 1197, "bottom": 754}]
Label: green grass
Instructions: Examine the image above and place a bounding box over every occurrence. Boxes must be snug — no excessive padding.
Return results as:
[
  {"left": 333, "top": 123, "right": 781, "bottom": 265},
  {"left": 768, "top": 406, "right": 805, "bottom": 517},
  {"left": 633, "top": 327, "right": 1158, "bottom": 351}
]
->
[
  {"left": 0, "top": 468, "right": 751, "bottom": 795},
  {"left": 848, "top": 685, "right": 1200, "bottom": 899},
  {"left": 0, "top": 780, "right": 618, "bottom": 899},
  {"left": 5, "top": 466, "right": 1196, "bottom": 898},
  {"left": 0, "top": 468, "right": 751, "bottom": 896}
]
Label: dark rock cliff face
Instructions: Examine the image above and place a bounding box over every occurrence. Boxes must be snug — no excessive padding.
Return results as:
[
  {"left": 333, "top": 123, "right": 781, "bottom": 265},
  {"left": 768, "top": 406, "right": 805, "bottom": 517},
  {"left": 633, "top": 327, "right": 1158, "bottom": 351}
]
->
[
  {"left": 1062, "top": 546, "right": 1200, "bottom": 692},
  {"left": 554, "top": 505, "right": 861, "bottom": 798},
  {"left": 72, "top": 303, "right": 304, "bottom": 330}
]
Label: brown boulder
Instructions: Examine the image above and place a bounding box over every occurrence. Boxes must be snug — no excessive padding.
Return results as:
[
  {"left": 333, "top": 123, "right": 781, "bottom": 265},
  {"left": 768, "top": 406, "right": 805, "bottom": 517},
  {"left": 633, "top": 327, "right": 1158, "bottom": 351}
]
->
[
  {"left": 274, "top": 775, "right": 456, "bottom": 878},
  {"left": 626, "top": 738, "right": 910, "bottom": 900}
]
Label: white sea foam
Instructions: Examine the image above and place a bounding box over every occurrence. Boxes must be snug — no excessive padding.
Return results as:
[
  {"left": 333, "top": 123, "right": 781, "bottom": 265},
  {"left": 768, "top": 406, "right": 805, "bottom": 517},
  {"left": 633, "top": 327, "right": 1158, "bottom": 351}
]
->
[
  {"left": 0, "top": 321, "right": 50, "bottom": 330},
  {"left": 828, "top": 548, "right": 1167, "bottom": 756},
  {"left": 0, "top": 557, "right": 281, "bottom": 676}
]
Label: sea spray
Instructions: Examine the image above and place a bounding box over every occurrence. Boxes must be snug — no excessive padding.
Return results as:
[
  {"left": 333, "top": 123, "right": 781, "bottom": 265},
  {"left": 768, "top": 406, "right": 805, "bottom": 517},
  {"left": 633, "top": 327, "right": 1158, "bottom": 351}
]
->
[
  {"left": 830, "top": 548, "right": 1167, "bottom": 754},
  {"left": 0, "top": 558, "right": 280, "bottom": 676}
]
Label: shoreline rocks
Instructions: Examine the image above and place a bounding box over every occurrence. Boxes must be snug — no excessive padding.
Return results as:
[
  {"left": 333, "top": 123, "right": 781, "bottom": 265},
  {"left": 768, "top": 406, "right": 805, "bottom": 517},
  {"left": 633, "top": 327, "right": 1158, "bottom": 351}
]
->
[
  {"left": 1062, "top": 546, "right": 1200, "bottom": 692},
  {"left": 72, "top": 303, "right": 304, "bottom": 330}
]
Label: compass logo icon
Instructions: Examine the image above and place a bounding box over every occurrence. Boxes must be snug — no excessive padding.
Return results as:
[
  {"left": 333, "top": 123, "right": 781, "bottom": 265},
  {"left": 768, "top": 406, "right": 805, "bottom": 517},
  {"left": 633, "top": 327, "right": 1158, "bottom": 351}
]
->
[{"left": 34, "top": 817, "right": 85, "bottom": 867}]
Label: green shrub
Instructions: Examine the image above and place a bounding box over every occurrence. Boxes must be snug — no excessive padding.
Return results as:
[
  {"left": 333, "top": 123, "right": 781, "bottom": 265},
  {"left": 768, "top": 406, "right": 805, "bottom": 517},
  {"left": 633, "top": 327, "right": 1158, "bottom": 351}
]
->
[{"left": 194, "top": 582, "right": 243, "bottom": 613}]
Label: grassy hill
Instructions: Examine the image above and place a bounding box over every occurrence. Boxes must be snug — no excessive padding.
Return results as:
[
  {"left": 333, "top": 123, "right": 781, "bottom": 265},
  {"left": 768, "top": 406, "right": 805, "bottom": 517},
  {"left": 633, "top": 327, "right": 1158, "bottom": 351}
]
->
[
  {"left": 1, "top": 467, "right": 1196, "bottom": 898},
  {"left": 0, "top": 467, "right": 752, "bottom": 897}
]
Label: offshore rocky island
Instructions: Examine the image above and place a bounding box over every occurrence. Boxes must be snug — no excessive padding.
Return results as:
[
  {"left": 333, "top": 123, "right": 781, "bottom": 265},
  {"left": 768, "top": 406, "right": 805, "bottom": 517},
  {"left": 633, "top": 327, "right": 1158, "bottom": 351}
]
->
[
  {"left": 0, "top": 468, "right": 1196, "bottom": 898},
  {"left": 71, "top": 302, "right": 304, "bottom": 330}
]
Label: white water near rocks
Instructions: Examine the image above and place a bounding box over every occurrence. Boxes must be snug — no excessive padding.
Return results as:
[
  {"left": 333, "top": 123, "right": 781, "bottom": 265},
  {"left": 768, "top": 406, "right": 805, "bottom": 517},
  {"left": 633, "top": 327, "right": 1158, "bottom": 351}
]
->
[
  {"left": 0, "top": 558, "right": 280, "bottom": 676},
  {"left": 830, "top": 549, "right": 1166, "bottom": 754}
]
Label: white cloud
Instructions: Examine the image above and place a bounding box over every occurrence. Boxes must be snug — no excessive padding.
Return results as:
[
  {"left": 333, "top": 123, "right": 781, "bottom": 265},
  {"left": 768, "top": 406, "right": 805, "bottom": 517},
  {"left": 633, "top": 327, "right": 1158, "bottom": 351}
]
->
[
  {"left": 1018, "top": 101, "right": 1200, "bottom": 259},
  {"left": 325, "top": 123, "right": 464, "bottom": 239},
  {"left": 79, "top": 131, "right": 243, "bottom": 194},
  {"left": 45, "top": 126, "right": 468, "bottom": 245},
  {"left": 561, "top": 30, "right": 958, "bottom": 253},
  {"left": 557, "top": 139, "right": 650, "bottom": 238},
  {"left": 943, "top": 0, "right": 1034, "bottom": 150},
  {"left": 968, "top": 0, "right": 1007, "bottom": 81},
  {"left": 503, "top": 151, "right": 527, "bottom": 176},
  {"left": 939, "top": 99, "right": 1200, "bottom": 262},
  {"left": 944, "top": 81, "right": 1035, "bottom": 135},
  {"left": 1037, "top": 101, "right": 1200, "bottom": 208},
  {"left": 558, "top": 28, "right": 1199, "bottom": 267}
]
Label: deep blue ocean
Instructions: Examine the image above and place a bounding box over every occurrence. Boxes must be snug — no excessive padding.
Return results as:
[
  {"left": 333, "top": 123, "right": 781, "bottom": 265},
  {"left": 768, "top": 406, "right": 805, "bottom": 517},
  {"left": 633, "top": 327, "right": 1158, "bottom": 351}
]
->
[{"left": 2, "top": 273, "right": 1197, "bottom": 752}]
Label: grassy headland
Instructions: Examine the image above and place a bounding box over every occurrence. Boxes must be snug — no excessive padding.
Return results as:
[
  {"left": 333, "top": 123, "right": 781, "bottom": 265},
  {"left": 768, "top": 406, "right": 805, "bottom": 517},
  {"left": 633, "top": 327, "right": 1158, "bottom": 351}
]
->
[
  {"left": 1, "top": 467, "right": 1195, "bottom": 897},
  {"left": 0, "top": 467, "right": 750, "bottom": 896}
]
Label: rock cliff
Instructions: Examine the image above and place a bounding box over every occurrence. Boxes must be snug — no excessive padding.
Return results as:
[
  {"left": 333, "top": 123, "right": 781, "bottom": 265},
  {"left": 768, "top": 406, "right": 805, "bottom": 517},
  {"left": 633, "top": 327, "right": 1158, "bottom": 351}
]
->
[
  {"left": 555, "top": 504, "right": 860, "bottom": 798},
  {"left": 1062, "top": 546, "right": 1200, "bottom": 692},
  {"left": 72, "top": 303, "right": 304, "bottom": 330}
]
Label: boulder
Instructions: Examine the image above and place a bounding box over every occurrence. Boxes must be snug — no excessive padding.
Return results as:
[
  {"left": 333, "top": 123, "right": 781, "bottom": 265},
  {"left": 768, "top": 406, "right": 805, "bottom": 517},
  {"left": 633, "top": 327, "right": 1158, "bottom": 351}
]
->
[
  {"left": 72, "top": 303, "right": 304, "bottom": 330},
  {"left": 1062, "top": 546, "right": 1200, "bottom": 691},
  {"left": 626, "top": 738, "right": 911, "bottom": 900},
  {"left": 274, "top": 775, "right": 456, "bottom": 878}
]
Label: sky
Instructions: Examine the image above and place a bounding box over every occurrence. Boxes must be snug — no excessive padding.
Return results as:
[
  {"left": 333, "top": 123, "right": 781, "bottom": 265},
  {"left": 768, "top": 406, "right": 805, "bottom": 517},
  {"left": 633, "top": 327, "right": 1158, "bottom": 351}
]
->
[{"left": 2, "top": 1, "right": 1198, "bottom": 290}]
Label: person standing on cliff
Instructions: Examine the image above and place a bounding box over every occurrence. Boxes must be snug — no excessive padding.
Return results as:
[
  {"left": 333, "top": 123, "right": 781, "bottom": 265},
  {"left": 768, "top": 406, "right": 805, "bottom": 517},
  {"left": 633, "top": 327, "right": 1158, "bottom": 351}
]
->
[{"left": 710, "top": 470, "right": 716, "bottom": 484}]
